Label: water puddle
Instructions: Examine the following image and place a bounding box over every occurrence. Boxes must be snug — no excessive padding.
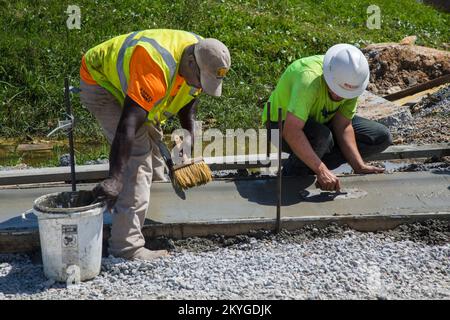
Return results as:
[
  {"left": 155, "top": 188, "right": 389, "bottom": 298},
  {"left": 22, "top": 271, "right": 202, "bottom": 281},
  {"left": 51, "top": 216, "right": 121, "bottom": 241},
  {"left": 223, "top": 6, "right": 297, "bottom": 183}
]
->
[
  {"left": 332, "top": 160, "right": 413, "bottom": 174},
  {"left": 0, "top": 139, "right": 109, "bottom": 168}
]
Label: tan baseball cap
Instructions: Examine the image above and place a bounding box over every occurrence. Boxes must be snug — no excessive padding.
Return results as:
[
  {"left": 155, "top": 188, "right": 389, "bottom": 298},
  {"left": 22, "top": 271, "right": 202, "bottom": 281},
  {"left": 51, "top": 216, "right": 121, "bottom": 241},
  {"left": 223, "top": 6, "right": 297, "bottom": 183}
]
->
[{"left": 194, "top": 38, "right": 231, "bottom": 97}]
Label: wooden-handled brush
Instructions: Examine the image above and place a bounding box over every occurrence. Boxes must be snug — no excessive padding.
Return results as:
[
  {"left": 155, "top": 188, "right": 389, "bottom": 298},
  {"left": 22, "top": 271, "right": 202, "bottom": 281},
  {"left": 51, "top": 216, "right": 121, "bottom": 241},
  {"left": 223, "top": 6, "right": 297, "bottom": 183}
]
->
[{"left": 157, "top": 140, "right": 212, "bottom": 191}]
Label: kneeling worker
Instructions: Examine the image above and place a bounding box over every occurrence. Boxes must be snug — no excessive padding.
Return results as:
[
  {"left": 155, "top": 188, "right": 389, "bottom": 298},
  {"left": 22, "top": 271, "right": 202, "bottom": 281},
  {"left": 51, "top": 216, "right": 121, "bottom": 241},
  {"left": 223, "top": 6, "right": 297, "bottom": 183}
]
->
[{"left": 263, "top": 44, "right": 392, "bottom": 191}]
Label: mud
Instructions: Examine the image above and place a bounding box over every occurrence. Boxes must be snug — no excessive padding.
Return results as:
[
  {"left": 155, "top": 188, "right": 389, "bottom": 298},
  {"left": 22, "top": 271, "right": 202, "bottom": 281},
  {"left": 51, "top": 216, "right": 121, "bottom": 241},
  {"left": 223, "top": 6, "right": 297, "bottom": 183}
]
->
[
  {"left": 33, "top": 190, "right": 102, "bottom": 213},
  {"left": 368, "top": 156, "right": 450, "bottom": 173},
  {"left": 362, "top": 43, "right": 450, "bottom": 95},
  {"left": 145, "top": 219, "right": 449, "bottom": 253}
]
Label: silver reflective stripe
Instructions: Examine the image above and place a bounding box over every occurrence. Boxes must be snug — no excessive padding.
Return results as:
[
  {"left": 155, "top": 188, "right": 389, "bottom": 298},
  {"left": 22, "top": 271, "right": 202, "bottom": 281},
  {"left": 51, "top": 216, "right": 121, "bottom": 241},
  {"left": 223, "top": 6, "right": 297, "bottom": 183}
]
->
[
  {"left": 153, "top": 97, "right": 164, "bottom": 109},
  {"left": 139, "top": 37, "right": 177, "bottom": 82},
  {"left": 189, "top": 32, "right": 201, "bottom": 41},
  {"left": 117, "top": 31, "right": 139, "bottom": 93},
  {"left": 163, "top": 111, "right": 174, "bottom": 119},
  {"left": 116, "top": 33, "right": 177, "bottom": 94},
  {"left": 189, "top": 87, "right": 198, "bottom": 95}
]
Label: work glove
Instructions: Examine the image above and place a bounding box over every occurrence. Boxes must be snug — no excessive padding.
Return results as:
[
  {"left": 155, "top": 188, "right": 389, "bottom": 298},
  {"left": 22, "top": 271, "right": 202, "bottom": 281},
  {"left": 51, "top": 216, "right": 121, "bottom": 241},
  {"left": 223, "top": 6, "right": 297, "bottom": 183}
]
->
[{"left": 92, "top": 177, "right": 123, "bottom": 211}]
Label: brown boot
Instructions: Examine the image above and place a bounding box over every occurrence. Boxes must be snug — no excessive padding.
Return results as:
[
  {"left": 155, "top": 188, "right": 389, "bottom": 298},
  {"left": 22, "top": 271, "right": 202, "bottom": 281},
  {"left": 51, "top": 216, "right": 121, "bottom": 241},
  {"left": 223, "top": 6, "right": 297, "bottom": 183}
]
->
[{"left": 128, "top": 247, "right": 169, "bottom": 261}]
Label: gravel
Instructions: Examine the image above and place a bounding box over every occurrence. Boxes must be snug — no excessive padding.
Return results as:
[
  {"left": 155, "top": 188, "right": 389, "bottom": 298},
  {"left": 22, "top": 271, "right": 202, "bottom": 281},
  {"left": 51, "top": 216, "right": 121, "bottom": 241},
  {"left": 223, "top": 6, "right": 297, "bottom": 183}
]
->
[
  {"left": 60, "top": 154, "right": 110, "bottom": 167},
  {"left": 1, "top": 220, "right": 449, "bottom": 300},
  {"left": 365, "top": 156, "right": 450, "bottom": 174},
  {"left": 83, "top": 158, "right": 109, "bottom": 166},
  {"left": 390, "top": 85, "right": 450, "bottom": 145},
  {"left": 0, "top": 164, "right": 33, "bottom": 171}
]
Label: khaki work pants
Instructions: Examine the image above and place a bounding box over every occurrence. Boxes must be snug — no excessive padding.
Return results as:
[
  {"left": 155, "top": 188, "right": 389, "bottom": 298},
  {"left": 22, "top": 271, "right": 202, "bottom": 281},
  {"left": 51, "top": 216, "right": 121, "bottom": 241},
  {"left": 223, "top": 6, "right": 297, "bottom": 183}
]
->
[{"left": 80, "top": 80, "right": 165, "bottom": 257}]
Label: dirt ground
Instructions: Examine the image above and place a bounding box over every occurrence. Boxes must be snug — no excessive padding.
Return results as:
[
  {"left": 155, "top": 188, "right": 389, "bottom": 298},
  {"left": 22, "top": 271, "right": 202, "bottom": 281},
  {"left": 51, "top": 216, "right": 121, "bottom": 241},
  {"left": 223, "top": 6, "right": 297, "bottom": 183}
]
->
[
  {"left": 362, "top": 42, "right": 450, "bottom": 95},
  {"left": 362, "top": 41, "right": 449, "bottom": 145}
]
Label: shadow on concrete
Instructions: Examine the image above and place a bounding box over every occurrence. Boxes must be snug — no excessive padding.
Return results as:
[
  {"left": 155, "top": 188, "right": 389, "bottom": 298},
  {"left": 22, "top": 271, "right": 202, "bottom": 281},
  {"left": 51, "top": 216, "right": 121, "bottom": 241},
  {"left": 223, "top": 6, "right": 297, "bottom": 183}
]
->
[
  {"left": 297, "top": 189, "right": 350, "bottom": 202},
  {"left": 0, "top": 211, "right": 38, "bottom": 231},
  {"left": 233, "top": 175, "right": 319, "bottom": 206},
  {"left": 430, "top": 169, "right": 450, "bottom": 176}
]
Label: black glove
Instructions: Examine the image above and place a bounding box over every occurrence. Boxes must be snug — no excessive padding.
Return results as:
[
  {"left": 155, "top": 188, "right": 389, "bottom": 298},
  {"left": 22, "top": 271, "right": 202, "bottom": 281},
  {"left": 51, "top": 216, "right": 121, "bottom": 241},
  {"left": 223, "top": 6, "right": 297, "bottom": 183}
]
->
[{"left": 93, "top": 177, "right": 123, "bottom": 210}]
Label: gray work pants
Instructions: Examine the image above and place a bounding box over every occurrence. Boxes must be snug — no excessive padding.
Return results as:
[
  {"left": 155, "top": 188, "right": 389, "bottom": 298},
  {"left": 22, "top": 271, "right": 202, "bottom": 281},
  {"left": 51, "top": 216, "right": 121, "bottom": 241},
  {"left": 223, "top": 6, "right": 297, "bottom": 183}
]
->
[
  {"left": 270, "top": 116, "right": 392, "bottom": 176},
  {"left": 80, "top": 80, "right": 165, "bottom": 257}
]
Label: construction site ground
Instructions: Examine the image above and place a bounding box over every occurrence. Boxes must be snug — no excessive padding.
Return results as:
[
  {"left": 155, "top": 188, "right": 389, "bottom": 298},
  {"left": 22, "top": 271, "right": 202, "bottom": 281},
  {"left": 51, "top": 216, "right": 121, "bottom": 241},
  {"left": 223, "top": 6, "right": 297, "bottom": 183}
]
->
[{"left": 362, "top": 43, "right": 449, "bottom": 146}]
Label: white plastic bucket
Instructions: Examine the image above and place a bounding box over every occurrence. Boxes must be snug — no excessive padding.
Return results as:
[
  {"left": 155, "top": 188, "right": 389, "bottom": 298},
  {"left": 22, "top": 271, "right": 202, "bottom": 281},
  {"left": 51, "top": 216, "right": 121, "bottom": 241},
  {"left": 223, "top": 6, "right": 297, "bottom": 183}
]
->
[{"left": 33, "top": 191, "right": 105, "bottom": 283}]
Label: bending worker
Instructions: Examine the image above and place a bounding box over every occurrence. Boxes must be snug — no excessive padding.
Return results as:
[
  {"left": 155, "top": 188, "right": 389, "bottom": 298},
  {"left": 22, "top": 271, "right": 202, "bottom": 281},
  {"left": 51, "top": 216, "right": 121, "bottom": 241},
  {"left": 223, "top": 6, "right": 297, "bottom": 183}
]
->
[
  {"left": 263, "top": 44, "right": 392, "bottom": 191},
  {"left": 80, "top": 29, "right": 231, "bottom": 260}
]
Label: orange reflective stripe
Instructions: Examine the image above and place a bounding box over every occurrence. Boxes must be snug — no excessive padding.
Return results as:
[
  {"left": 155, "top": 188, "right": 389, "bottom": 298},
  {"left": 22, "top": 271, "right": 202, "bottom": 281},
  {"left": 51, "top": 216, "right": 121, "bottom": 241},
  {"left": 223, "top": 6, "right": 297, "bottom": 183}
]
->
[
  {"left": 80, "top": 55, "right": 97, "bottom": 85},
  {"left": 170, "top": 75, "right": 185, "bottom": 96},
  {"left": 127, "top": 46, "right": 168, "bottom": 112}
]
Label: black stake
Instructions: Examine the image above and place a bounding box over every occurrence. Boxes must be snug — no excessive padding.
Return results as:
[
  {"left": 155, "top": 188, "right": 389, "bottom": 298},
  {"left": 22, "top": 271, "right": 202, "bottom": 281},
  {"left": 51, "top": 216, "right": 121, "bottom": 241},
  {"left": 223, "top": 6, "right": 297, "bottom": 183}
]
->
[
  {"left": 64, "top": 77, "right": 76, "bottom": 192},
  {"left": 266, "top": 101, "right": 271, "bottom": 158},
  {"left": 276, "top": 107, "right": 282, "bottom": 233}
]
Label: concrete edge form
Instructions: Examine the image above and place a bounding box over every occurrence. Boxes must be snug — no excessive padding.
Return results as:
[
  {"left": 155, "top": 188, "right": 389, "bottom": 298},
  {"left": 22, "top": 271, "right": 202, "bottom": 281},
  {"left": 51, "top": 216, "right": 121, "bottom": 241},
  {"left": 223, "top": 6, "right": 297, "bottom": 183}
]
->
[
  {"left": 1, "top": 144, "right": 448, "bottom": 186},
  {"left": 1, "top": 211, "right": 448, "bottom": 254}
]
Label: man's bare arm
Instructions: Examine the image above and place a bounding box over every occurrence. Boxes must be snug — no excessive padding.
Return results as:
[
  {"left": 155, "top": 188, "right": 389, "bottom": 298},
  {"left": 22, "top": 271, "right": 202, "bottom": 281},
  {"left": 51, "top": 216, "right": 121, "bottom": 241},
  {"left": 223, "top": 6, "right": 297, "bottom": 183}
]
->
[
  {"left": 331, "top": 112, "right": 384, "bottom": 174},
  {"left": 93, "top": 96, "right": 149, "bottom": 208},
  {"left": 177, "top": 99, "right": 198, "bottom": 151},
  {"left": 178, "top": 99, "right": 197, "bottom": 137}
]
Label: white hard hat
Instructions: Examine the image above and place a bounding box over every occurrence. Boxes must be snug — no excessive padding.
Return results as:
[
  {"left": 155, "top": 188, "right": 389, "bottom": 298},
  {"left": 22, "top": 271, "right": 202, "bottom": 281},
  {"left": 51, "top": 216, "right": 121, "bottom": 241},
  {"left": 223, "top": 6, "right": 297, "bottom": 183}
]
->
[{"left": 323, "top": 44, "right": 370, "bottom": 99}]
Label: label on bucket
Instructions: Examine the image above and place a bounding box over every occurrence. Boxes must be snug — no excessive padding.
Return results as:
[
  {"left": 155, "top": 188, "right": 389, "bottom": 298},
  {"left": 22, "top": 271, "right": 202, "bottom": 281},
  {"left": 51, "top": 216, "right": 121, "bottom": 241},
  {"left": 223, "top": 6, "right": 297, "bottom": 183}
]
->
[
  {"left": 62, "top": 225, "right": 78, "bottom": 247},
  {"left": 62, "top": 224, "right": 79, "bottom": 265}
]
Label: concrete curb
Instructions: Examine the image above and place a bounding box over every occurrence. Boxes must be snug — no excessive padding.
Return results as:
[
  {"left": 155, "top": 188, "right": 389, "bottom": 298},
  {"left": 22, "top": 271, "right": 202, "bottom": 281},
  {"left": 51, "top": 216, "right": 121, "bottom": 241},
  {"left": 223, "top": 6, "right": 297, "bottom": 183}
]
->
[
  {"left": 1, "top": 144, "right": 448, "bottom": 186},
  {"left": 1, "top": 211, "right": 448, "bottom": 254}
]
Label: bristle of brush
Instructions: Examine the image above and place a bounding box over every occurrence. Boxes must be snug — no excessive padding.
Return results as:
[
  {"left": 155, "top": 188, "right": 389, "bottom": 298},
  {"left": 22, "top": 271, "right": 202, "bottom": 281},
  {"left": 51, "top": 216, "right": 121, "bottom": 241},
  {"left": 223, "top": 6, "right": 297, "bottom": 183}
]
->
[{"left": 173, "top": 161, "right": 212, "bottom": 190}]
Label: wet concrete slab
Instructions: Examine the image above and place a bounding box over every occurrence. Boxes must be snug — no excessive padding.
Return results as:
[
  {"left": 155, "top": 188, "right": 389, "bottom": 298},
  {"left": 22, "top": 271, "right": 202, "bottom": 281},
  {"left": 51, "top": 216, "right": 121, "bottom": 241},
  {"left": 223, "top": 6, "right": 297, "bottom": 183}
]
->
[
  {"left": 148, "top": 171, "right": 450, "bottom": 223},
  {"left": 1, "top": 171, "right": 448, "bottom": 229},
  {"left": 0, "top": 171, "right": 448, "bottom": 253}
]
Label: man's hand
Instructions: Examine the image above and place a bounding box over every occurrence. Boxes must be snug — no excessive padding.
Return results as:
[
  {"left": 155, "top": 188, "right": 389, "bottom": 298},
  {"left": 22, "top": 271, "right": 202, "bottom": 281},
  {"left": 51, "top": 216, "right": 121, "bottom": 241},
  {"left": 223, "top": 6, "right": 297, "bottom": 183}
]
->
[
  {"left": 353, "top": 164, "right": 385, "bottom": 174},
  {"left": 93, "top": 177, "right": 123, "bottom": 210},
  {"left": 316, "top": 163, "right": 341, "bottom": 192}
]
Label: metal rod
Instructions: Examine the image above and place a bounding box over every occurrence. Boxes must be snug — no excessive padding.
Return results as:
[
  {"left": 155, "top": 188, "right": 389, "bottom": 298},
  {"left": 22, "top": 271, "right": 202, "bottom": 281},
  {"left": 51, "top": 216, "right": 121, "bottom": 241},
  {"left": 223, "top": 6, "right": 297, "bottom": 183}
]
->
[
  {"left": 383, "top": 74, "right": 450, "bottom": 101},
  {"left": 276, "top": 107, "right": 282, "bottom": 233},
  {"left": 64, "top": 77, "right": 76, "bottom": 192},
  {"left": 266, "top": 101, "right": 271, "bottom": 158}
]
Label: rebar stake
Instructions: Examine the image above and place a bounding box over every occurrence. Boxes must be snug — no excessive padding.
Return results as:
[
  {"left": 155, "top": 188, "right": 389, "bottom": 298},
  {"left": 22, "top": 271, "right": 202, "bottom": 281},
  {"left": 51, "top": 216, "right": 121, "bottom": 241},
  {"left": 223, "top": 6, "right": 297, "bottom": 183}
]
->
[
  {"left": 276, "top": 107, "right": 282, "bottom": 233},
  {"left": 266, "top": 101, "right": 271, "bottom": 158},
  {"left": 64, "top": 77, "right": 76, "bottom": 192}
]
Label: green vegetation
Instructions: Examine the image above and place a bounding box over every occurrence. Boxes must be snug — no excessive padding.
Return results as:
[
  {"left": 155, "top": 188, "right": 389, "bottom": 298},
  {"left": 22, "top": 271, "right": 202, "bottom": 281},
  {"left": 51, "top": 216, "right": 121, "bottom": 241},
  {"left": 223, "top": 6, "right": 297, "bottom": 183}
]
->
[{"left": 0, "top": 0, "right": 449, "bottom": 141}]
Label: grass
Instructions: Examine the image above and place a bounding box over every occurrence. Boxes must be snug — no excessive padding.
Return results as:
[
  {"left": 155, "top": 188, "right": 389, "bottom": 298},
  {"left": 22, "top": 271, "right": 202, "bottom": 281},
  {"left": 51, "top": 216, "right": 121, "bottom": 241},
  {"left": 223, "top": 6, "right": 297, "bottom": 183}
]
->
[{"left": 0, "top": 0, "right": 448, "bottom": 141}]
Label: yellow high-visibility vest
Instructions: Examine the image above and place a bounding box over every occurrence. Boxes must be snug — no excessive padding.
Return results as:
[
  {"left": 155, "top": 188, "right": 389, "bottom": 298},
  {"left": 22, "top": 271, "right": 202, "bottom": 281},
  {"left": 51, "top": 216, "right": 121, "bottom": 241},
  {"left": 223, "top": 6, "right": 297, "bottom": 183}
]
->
[{"left": 84, "top": 29, "right": 202, "bottom": 124}]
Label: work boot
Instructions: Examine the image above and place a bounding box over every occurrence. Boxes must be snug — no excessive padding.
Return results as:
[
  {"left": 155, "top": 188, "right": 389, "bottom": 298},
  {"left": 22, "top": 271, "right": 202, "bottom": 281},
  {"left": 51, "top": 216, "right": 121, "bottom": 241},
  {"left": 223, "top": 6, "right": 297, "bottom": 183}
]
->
[{"left": 129, "top": 247, "right": 169, "bottom": 261}]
